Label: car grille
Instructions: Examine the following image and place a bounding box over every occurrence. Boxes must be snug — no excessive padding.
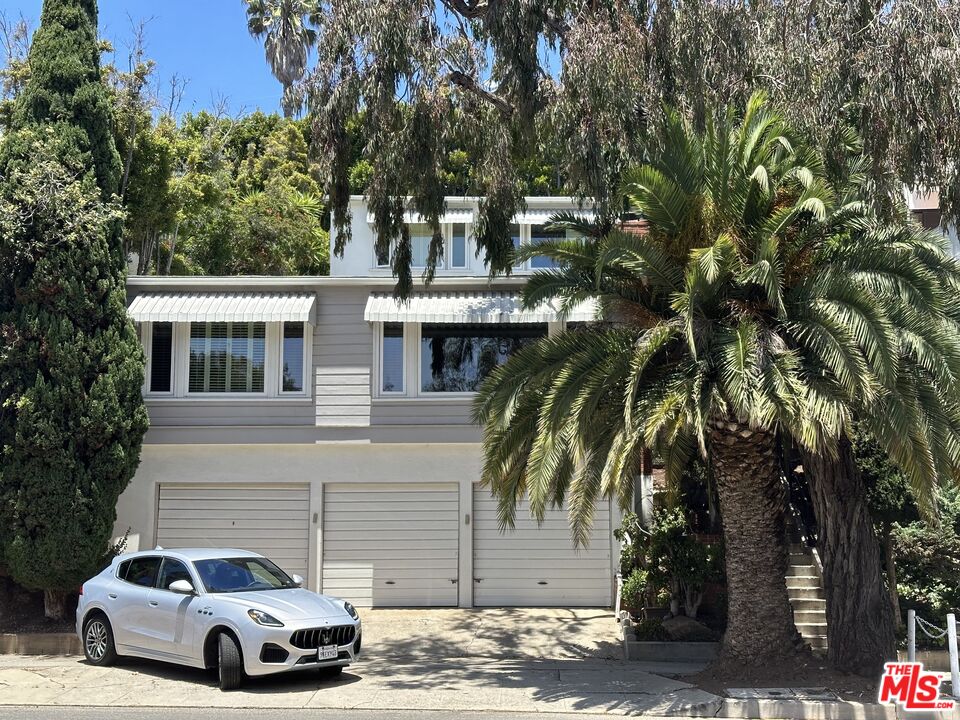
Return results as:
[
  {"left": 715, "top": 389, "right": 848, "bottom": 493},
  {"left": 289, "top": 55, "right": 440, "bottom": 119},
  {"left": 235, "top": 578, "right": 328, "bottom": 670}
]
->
[{"left": 290, "top": 625, "right": 356, "bottom": 649}]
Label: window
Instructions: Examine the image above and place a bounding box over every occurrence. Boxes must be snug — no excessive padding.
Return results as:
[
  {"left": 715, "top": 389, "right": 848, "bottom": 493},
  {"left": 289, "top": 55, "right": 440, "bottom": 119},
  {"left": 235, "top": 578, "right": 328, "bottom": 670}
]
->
[
  {"left": 281, "top": 322, "right": 304, "bottom": 393},
  {"left": 409, "top": 224, "right": 433, "bottom": 267},
  {"left": 149, "top": 323, "right": 173, "bottom": 392},
  {"left": 123, "top": 556, "right": 161, "bottom": 588},
  {"left": 913, "top": 208, "right": 943, "bottom": 231},
  {"left": 420, "top": 323, "right": 545, "bottom": 393},
  {"left": 188, "top": 322, "right": 266, "bottom": 393},
  {"left": 156, "top": 557, "right": 193, "bottom": 591},
  {"left": 451, "top": 224, "right": 467, "bottom": 268},
  {"left": 511, "top": 223, "right": 523, "bottom": 268},
  {"left": 193, "top": 557, "right": 296, "bottom": 593},
  {"left": 530, "top": 224, "right": 565, "bottom": 269},
  {"left": 381, "top": 323, "right": 404, "bottom": 393},
  {"left": 375, "top": 241, "right": 390, "bottom": 268}
]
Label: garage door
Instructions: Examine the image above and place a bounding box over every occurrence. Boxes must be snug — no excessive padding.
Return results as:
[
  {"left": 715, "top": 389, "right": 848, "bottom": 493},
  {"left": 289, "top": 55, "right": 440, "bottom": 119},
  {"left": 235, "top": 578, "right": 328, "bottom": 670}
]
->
[
  {"left": 473, "top": 486, "right": 612, "bottom": 607},
  {"left": 156, "top": 484, "right": 310, "bottom": 580},
  {"left": 322, "top": 483, "right": 459, "bottom": 607}
]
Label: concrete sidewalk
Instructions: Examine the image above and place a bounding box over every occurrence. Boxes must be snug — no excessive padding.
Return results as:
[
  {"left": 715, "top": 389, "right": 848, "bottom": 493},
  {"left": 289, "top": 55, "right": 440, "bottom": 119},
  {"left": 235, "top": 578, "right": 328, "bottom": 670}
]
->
[
  {"left": 0, "top": 654, "right": 720, "bottom": 715},
  {"left": 0, "top": 609, "right": 904, "bottom": 717}
]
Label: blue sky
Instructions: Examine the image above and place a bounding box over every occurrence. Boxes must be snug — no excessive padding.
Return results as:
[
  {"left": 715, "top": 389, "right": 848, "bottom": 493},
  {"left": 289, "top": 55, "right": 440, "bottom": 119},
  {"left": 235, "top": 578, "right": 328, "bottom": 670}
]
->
[{"left": 2, "top": 1, "right": 284, "bottom": 115}]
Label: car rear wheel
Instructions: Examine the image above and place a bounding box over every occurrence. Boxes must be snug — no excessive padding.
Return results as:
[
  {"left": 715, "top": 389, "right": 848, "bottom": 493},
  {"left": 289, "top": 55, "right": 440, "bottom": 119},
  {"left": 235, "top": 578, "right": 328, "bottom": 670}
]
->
[
  {"left": 83, "top": 615, "right": 118, "bottom": 666},
  {"left": 217, "top": 632, "right": 244, "bottom": 691}
]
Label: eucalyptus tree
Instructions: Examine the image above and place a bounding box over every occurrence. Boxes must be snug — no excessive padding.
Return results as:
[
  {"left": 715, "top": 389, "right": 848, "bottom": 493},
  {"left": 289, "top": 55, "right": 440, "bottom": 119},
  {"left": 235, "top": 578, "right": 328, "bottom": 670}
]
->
[
  {"left": 472, "top": 94, "right": 960, "bottom": 666},
  {"left": 298, "top": 0, "right": 960, "bottom": 297},
  {"left": 244, "top": 0, "right": 319, "bottom": 117}
]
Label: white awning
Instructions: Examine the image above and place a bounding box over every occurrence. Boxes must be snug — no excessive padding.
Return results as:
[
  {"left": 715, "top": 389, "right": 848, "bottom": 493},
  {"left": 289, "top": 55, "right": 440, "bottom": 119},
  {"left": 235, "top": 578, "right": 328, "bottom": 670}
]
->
[
  {"left": 128, "top": 292, "right": 317, "bottom": 324},
  {"left": 513, "top": 208, "right": 596, "bottom": 225},
  {"left": 366, "top": 209, "right": 474, "bottom": 225},
  {"left": 363, "top": 292, "right": 597, "bottom": 324}
]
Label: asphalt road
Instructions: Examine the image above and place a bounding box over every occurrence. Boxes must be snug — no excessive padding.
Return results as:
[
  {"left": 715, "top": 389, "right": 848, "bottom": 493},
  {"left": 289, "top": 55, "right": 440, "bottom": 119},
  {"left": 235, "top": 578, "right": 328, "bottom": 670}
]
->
[{"left": 0, "top": 710, "right": 628, "bottom": 720}]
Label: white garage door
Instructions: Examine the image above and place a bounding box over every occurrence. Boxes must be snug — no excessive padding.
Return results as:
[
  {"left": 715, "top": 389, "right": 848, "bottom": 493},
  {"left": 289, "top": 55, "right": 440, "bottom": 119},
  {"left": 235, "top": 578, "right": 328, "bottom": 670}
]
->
[
  {"left": 322, "top": 483, "right": 459, "bottom": 607},
  {"left": 473, "top": 487, "right": 613, "bottom": 607},
  {"left": 156, "top": 484, "right": 310, "bottom": 580}
]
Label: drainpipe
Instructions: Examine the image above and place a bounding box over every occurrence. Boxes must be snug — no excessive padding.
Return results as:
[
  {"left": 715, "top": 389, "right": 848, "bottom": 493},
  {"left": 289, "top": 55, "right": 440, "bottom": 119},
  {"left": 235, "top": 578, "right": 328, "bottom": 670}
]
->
[{"left": 637, "top": 448, "right": 655, "bottom": 528}]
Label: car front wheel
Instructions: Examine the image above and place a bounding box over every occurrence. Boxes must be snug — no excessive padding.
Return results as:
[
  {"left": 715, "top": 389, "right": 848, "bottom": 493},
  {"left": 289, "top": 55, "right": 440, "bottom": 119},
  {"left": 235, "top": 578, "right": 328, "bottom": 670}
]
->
[
  {"left": 217, "top": 632, "right": 244, "bottom": 691},
  {"left": 83, "top": 614, "right": 118, "bottom": 666}
]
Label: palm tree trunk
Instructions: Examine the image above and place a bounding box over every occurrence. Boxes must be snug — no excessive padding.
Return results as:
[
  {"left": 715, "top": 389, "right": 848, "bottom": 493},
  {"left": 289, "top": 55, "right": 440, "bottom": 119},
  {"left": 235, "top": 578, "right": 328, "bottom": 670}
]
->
[
  {"left": 709, "top": 419, "right": 800, "bottom": 663},
  {"left": 800, "top": 437, "right": 895, "bottom": 676}
]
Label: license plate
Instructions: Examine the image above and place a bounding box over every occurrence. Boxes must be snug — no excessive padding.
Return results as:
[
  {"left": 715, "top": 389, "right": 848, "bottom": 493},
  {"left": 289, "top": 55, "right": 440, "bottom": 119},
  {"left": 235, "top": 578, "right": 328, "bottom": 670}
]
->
[{"left": 318, "top": 645, "right": 338, "bottom": 661}]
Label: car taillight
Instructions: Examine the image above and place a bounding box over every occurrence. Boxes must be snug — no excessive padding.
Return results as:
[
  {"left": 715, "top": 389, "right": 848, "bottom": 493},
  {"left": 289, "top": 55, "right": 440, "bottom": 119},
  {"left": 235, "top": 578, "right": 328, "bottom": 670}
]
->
[{"left": 78, "top": 585, "right": 84, "bottom": 596}]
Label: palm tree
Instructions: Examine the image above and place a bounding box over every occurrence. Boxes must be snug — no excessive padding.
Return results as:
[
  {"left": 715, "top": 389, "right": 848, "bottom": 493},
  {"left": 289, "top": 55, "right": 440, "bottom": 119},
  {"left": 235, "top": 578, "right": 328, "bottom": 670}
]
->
[
  {"left": 244, "top": 0, "right": 318, "bottom": 117},
  {"left": 473, "top": 93, "right": 960, "bottom": 665}
]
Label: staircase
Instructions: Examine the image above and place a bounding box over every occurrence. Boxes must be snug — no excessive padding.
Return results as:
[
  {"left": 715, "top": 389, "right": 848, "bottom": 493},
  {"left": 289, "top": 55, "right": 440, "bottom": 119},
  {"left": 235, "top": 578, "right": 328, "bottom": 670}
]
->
[{"left": 787, "top": 544, "right": 828, "bottom": 652}]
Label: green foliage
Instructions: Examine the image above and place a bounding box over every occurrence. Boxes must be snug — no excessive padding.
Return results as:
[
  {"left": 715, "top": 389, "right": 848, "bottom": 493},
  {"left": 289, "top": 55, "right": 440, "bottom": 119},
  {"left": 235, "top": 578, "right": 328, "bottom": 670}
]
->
[
  {"left": 230, "top": 183, "right": 329, "bottom": 275},
  {"left": 620, "top": 567, "right": 649, "bottom": 611},
  {"left": 113, "top": 107, "right": 330, "bottom": 277},
  {"left": 893, "top": 505, "right": 960, "bottom": 643},
  {"left": 0, "top": 1, "right": 147, "bottom": 608},
  {"left": 852, "top": 422, "right": 919, "bottom": 530},
  {"left": 244, "top": 0, "right": 318, "bottom": 117},
  {"left": 0, "top": 132, "right": 149, "bottom": 594},
  {"left": 305, "top": 0, "right": 960, "bottom": 296},
  {"left": 616, "top": 509, "right": 722, "bottom": 618},
  {"left": 633, "top": 618, "right": 671, "bottom": 642},
  {"left": 645, "top": 508, "right": 721, "bottom": 619},
  {"left": 3, "top": 0, "right": 121, "bottom": 199},
  {"left": 474, "top": 94, "right": 960, "bottom": 545}
]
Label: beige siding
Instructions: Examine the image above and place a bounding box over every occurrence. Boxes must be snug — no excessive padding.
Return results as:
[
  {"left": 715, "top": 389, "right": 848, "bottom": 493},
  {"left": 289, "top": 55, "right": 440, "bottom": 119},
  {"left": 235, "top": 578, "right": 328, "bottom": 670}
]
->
[
  {"left": 314, "top": 288, "right": 372, "bottom": 427},
  {"left": 370, "top": 398, "right": 476, "bottom": 426},
  {"left": 146, "top": 399, "right": 315, "bottom": 427}
]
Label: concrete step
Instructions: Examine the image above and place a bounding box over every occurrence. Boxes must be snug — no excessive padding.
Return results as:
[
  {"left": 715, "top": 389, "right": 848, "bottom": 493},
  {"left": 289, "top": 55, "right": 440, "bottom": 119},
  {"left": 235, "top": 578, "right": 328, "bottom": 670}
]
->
[
  {"left": 786, "top": 564, "right": 818, "bottom": 576},
  {"left": 806, "top": 636, "right": 829, "bottom": 650},
  {"left": 789, "top": 597, "right": 826, "bottom": 611},
  {"left": 796, "top": 622, "right": 828, "bottom": 635},
  {"left": 786, "top": 575, "right": 821, "bottom": 589},
  {"left": 793, "top": 609, "right": 827, "bottom": 622},
  {"left": 789, "top": 551, "right": 813, "bottom": 563},
  {"left": 787, "top": 578, "right": 823, "bottom": 601}
]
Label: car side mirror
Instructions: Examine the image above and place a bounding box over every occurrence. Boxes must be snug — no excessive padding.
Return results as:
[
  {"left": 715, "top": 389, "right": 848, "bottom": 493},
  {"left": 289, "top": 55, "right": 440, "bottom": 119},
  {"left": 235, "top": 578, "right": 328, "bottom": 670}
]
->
[
  {"left": 291, "top": 574, "right": 304, "bottom": 588},
  {"left": 169, "top": 579, "right": 195, "bottom": 595}
]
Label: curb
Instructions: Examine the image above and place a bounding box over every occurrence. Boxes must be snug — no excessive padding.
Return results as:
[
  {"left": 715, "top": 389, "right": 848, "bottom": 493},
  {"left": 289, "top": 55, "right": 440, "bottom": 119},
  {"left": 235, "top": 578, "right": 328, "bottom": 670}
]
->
[
  {"left": 710, "top": 699, "right": 897, "bottom": 720},
  {"left": 0, "top": 632, "right": 81, "bottom": 655},
  {"left": 655, "top": 697, "right": 900, "bottom": 719}
]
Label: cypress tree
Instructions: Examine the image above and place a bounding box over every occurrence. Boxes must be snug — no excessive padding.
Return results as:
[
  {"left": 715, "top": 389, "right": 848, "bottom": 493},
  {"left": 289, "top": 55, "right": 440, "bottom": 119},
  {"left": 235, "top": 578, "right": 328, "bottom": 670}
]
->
[{"left": 0, "top": 0, "right": 148, "bottom": 619}]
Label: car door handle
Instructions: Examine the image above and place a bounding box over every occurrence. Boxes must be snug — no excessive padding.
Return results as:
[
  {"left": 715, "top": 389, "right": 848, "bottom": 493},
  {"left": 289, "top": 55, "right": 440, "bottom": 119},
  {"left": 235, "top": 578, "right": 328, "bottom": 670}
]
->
[
  {"left": 108, "top": 593, "right": 118, "bottom": 600},
  {"left": 149, "top": 600, "right": 159, "bottom": 607}
]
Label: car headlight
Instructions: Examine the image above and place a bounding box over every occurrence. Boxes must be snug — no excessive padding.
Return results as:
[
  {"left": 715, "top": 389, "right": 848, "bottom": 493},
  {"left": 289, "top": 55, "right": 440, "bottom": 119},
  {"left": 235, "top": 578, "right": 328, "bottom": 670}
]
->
[
  {"left": 343, "top": 601, "right": 359, "bottom": 620},
  {"left": 247, "top": 609, "right": 284, "bottom": 627}
]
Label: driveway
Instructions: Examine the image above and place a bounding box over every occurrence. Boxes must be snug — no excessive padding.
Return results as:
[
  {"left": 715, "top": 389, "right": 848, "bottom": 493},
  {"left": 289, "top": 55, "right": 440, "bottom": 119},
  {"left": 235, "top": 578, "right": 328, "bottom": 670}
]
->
[
  {"left": 0, "top": 609, "right": 720, "bottom": 716},
  {"left": 360, "top": 607, "right": 622, "bottom": 660}
]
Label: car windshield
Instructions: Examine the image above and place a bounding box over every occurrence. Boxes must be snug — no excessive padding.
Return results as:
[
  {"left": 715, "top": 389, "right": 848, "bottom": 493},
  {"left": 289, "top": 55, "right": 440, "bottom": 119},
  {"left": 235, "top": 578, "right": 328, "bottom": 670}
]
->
[{"left": 193, "top": 557, "right": 298, "bottom": 593}]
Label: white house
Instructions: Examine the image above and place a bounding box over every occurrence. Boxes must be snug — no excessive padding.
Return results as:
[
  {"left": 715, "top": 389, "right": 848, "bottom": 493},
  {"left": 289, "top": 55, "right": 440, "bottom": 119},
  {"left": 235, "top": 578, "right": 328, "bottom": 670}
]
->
[{"left": 113, "top": 195, "right": 619, "bottom": 609}]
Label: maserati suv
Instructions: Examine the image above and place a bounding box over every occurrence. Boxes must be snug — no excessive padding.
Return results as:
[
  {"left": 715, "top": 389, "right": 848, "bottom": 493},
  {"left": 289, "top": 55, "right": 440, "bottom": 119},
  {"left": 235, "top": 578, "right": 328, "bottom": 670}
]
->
[{"left": 76, "top": 548, "right": 362, "bottom": 690}]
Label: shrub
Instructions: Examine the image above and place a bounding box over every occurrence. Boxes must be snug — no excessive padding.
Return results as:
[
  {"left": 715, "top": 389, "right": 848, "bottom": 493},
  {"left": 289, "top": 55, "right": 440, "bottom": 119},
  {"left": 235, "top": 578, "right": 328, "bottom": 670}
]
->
[
  {"left": 634, "top": 618, "right": 671, "bottom": 641},
  {"left": 621, "top": 568, "right": 649, "bottom": 611}
]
